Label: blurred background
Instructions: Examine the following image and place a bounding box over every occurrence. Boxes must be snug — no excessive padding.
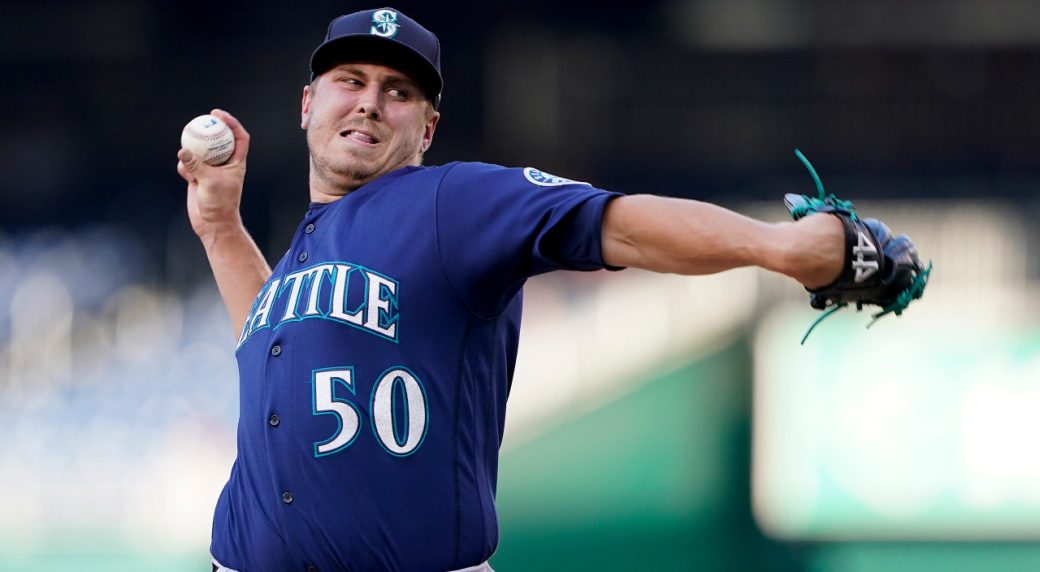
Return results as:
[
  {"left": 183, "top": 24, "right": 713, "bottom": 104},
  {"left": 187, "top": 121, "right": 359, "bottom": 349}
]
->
[{"left": 2, "top": 0, "right": 1040, "bottom": 570}]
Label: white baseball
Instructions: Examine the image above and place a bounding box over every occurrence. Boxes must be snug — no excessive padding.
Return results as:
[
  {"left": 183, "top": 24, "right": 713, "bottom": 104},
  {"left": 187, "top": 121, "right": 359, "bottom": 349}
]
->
[{"left": 181, "top": 114, "right": 235, "bottom": 166}]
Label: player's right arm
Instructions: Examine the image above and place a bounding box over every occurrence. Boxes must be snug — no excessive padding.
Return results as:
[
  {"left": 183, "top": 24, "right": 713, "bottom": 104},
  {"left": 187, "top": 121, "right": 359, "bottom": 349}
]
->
[{"left": 176, "top": 109, "right": 272, "bottom": 337}]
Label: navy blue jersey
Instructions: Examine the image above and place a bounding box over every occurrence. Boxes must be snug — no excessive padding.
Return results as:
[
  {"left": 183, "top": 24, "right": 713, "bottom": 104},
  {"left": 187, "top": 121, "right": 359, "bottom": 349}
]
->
[{"left": 211, "top": 162, "right": 620, "bottom": 571}]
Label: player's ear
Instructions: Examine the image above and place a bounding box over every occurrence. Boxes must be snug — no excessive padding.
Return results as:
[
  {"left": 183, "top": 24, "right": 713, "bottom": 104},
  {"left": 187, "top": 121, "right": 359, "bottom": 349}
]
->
[
  {"left": 421, "top": 109, "right": 439, "bottom": 153},
  {"left": 301, "top": 84, "right": 314, "bottom": 129}
]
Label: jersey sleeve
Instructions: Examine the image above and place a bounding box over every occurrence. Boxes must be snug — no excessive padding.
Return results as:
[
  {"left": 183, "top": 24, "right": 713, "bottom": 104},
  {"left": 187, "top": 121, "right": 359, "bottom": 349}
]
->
[{"left": 435, "top": 162, "right": 622, "bottom": 318}]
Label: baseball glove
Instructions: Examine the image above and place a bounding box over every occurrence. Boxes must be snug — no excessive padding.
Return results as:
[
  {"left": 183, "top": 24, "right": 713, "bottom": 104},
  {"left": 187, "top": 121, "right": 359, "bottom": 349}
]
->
[{"left": 785, "top": 149, "right": 932, "bottom": 344}]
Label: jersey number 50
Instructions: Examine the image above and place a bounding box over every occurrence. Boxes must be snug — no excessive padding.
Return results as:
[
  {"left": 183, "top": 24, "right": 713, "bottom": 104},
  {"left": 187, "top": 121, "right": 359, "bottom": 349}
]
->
[{"left": 311, "top": 366, "right": 429, "bottom": 458}]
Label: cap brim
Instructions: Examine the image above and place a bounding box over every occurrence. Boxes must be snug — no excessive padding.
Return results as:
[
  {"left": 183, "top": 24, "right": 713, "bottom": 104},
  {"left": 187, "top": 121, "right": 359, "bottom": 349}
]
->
[{"left": 310, "top": 35, "right": 442, "bottom": 104}]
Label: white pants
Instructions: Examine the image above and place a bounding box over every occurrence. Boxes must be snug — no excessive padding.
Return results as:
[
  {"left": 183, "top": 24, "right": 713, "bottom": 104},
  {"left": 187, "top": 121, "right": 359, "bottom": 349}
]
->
[{"left": 212, "top": 557, "right": 494, "bottom": 572}]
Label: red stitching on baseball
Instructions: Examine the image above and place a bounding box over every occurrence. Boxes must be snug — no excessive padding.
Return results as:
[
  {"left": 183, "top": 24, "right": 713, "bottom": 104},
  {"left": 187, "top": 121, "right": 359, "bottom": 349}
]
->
[{"left": 185, "top": 125, "right": 231, "bottom": 142}]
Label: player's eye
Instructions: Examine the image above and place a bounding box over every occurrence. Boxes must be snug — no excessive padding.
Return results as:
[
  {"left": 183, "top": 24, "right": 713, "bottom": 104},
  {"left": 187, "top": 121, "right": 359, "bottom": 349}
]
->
[
  {"left": 387, "top": 88, "right": 408, "bottom": 100},
  {"left": 337, "top": 77, "right": 363, "bottom": 88}
]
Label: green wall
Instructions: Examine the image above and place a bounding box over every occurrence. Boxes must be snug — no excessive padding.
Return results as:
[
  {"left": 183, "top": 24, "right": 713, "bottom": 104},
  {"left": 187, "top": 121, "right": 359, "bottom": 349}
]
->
[{"left": 491, "top": 340, "right": 802, "bottom": 571}]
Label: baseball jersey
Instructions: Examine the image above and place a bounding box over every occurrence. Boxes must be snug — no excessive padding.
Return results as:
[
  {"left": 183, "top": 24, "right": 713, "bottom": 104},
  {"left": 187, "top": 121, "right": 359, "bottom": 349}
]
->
[{"left": 211, "top": 161, "right": 620, "bottom": 571}]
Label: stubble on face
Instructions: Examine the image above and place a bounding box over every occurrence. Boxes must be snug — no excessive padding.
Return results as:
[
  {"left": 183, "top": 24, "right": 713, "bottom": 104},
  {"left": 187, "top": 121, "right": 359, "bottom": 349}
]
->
[{"left": 307, "top": 125, "right": 380, "bottom": 190}]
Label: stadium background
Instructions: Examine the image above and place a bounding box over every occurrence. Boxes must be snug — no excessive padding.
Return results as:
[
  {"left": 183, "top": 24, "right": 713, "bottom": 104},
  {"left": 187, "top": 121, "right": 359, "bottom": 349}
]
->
[{"left": 2, "top": 0, "right": 1040, "bottom": 570}]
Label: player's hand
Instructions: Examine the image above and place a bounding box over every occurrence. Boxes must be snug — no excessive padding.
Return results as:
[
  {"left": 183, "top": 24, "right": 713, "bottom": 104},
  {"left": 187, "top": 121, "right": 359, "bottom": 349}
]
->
[
  {"left": 176, "top": 108, "right": 250, "bottom": 239},
  {"left": 788, "top": 213, "right": 844, "bottom": 289}
]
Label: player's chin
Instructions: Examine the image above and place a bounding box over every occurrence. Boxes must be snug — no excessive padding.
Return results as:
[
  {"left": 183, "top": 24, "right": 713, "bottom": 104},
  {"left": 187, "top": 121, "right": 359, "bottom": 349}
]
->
[
  {"left": 330, "top": 160, "right": 380, "bottom": 185},
  {"left": 311, "top": 152, "right": 373, "bottom": 185},
  {"left": 335, "top": 145, "right": 385, "bottom": 170}
]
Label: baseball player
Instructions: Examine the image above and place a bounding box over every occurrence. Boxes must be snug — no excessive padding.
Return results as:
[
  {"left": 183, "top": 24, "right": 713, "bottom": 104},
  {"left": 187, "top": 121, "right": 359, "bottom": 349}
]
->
[{"left": 176, "top": 7, "right": 926, "bottom": 572}]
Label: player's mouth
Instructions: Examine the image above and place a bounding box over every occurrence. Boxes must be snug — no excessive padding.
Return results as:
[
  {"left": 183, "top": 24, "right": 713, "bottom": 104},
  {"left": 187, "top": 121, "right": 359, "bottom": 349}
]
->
[{"left": 340, "top": 129, "right": 380, "bottom": 146}]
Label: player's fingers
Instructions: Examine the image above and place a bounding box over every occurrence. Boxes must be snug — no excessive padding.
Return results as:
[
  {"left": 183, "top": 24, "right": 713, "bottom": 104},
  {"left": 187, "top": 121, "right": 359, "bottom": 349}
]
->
[
  {"left": 178, "top": 148, "right": 205, "bottom": 174},
  {"left": 211, "top": 108, "right": 250, "bottom": 162},
  {"left": 176, "top": 157, "right": 197, "bottom": 183}
]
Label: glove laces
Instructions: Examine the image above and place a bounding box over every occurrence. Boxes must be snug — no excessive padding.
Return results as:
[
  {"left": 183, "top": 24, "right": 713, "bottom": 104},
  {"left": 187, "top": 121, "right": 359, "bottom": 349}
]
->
[
  {"left": 790, "top": 149, "right": 859, "bottom": 222},
  {"left": 867, "top": 261, "right": 933, "bottom": 325}
]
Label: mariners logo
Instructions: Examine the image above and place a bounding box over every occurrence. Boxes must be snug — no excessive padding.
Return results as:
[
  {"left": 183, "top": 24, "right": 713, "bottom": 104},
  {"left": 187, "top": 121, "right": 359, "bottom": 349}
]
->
[
  {"left": 370, "top": 9, "right": 400, "bottom": 38},
  {"left": 523, "top": 167, "right": 590, "bottom": 188}
]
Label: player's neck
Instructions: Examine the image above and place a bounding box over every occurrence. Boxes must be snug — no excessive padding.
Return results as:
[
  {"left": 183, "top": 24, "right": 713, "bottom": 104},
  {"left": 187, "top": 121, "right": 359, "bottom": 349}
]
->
[
  {"left": 307, "top": 162, "right": 372, "bottom": 203},
  {"left": 309, "top": 179, "right": 359, "bottom": 204}
]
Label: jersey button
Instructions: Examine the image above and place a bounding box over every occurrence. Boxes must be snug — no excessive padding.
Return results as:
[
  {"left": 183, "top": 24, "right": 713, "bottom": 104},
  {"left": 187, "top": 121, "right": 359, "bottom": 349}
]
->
[
  {"left": 298, "top": 252, "right": 309, "bottom": 262},
  {"left": 304, "top": 223, "right": 315, "bottom": 234},
  {"left": 282, "top": 491, "right": 294, "bottom": 504},
  {"left": 271, "top": 345, "right": 282, "bottom": 356},
  {"left": 269, "top": 414, "right": 280, "bottom": 427}
]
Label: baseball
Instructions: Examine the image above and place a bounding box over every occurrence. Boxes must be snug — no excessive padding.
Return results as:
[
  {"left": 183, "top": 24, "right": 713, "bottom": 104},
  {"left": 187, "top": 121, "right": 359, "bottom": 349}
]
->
[{"left": 181, "top": 114, "right": 235, "bottom": 166}]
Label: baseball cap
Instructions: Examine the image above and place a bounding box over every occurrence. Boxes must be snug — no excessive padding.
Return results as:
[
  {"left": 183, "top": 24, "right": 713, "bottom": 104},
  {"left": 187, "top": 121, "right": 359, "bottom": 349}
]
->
[{"left": 310, "top": 7, "right": 443, "bottom": 109}]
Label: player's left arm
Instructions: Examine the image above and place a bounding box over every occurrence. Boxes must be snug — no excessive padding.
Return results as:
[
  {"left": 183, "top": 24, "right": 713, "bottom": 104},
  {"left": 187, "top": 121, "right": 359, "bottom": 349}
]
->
[{"left": 601, "top": 194, "right": 844, "bottom": 289}]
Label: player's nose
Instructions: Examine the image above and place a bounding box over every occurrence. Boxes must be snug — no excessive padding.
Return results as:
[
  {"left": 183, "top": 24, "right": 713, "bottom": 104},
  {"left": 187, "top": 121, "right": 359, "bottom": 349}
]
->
[{"left": 353, "top": 90, "right": 383, "bottom": 120}]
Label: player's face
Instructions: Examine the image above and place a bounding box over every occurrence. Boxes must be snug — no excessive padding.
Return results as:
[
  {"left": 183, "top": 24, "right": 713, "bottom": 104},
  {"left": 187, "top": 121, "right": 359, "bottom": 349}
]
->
[{"left": 302, "top": 62, "right": 440, "bottom": 200}]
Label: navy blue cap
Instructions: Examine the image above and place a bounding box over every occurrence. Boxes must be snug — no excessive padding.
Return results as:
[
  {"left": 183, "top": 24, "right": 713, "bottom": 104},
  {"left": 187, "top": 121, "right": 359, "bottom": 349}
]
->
[{"left": 310, "top": 8, "right": 443, "bottom": 109}]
